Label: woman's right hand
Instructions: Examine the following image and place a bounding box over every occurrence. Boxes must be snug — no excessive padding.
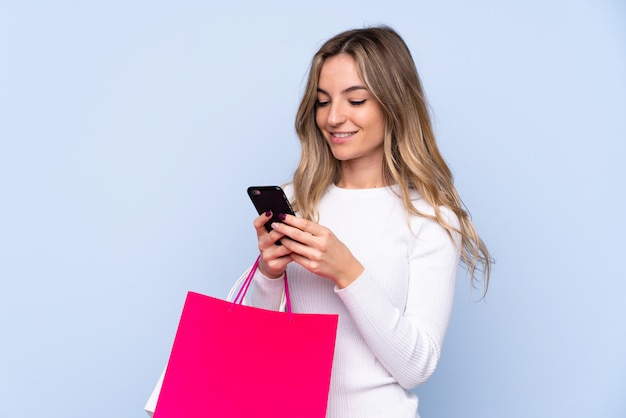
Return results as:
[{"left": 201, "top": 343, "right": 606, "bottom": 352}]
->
[{"left": 254, "top": 211, "right": 294, "bottom": 278}]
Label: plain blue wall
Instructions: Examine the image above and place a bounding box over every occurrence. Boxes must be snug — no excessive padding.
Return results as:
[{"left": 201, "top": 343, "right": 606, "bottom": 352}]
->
[{"left": 1, "top": 1, "right": 624, "bottom": 417}]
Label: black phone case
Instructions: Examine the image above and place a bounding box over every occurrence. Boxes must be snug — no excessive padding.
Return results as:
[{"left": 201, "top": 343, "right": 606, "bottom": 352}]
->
[{"left": 247, "top": 186, "right": 295, "bottom": 233}]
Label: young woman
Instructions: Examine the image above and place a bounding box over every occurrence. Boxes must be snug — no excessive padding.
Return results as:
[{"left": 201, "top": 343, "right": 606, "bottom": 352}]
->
[{"left": 247, "top": 26, "right": 491, "bottom": 418}]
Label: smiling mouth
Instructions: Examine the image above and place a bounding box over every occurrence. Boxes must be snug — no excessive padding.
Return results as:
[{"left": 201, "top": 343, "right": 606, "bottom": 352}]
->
[{"left": 332, "top": 132, "right": 357, "bottom": 138}]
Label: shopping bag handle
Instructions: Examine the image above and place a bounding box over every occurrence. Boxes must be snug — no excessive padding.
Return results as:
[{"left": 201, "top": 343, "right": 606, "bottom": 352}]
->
[{"left": 231, "top": 255, "right": 293, "bottom": 320}]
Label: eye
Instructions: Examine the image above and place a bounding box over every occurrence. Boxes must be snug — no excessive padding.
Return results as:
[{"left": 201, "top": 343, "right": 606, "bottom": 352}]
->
[
  {"left": 349, "top": 99, "right": 366, "bottom": 106},
  {"left": 316, "top": 100, "right": 330, "bottom": 107}
]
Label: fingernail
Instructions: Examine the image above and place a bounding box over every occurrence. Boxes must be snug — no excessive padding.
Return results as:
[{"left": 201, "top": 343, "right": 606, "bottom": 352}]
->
[
  {"left": 265, "top": 210, "right": 272, "bottom": 217},
  {"left": 278, "top": 213, "right": 286, "bottom": 221}
]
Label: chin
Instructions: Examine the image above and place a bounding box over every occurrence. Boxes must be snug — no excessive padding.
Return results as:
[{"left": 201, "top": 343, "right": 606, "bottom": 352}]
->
[{"left": 330, "top": 152, "right": 352, "bottom": 161}]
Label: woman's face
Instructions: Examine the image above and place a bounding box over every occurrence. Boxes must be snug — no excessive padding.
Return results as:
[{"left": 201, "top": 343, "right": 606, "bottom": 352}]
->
[{"left": 315, "top": 54, "right": 385, "bottom": 171}]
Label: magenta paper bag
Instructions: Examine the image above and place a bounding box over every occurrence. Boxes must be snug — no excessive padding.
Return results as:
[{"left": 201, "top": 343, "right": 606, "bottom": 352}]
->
[{"left": 153, "top": 259, "right": 338, "bottom": 418}]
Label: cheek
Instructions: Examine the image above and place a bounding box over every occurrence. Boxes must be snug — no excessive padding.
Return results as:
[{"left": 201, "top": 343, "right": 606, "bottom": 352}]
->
[
  {"left": 359, "top": 109, "right": 382, "bottom": 131},
  {"left": 368, "top": 108, "right": 386, "bottom": 136}
]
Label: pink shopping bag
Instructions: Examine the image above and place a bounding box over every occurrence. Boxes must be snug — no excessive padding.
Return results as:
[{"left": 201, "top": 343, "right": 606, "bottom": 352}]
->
[{"left": 153, "top": 258, "right": 338, "bottom": 418}]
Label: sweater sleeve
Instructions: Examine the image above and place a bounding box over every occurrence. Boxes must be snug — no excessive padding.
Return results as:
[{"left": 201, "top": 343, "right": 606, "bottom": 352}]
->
[{"left": 335, "top": 209, "right": 461, "bottom": 389}]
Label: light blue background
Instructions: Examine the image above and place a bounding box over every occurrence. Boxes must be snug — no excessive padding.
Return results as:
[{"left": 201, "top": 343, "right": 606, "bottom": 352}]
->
[{"left": 1, "top": 1, "right": 625, "bottom": 417}]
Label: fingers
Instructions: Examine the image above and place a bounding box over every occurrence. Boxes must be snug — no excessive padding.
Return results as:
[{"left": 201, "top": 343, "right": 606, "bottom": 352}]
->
[
  {"left": 253, "top": 211, "right": 273, "bottom": 236},
  {"left": 269, "top": 216, "right": 325, "bottom": 260},
  {"left": 277, "top": 214, "right": 324, "bottom": 236},
  {"left": 254, "top": 212, "right": 282, "bottom": 242},
  {"left": 253, "top": 211, "right": 293, "bottom": 278},
  {"left": 268, "top": 215, "right": 364, "bottom": 287},
  {"left": 259, "top": 253, "right": 292, "bottom": 279},
  {"left": 270, "top": 215, "right": 327, "bottom": 249}
]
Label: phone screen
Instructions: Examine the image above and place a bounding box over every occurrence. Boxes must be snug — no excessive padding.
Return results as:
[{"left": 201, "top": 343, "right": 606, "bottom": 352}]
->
[{"left": 247, "top": 186, "right": 295, "bottom": 233}]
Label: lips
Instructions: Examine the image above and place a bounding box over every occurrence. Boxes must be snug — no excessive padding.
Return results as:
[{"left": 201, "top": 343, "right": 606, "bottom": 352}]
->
[{"left": 330, "top": 131, "right": 357, "bottom": 144}]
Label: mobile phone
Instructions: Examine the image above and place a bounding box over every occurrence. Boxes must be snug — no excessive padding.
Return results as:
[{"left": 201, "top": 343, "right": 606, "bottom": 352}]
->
[{"left": 247, "top": 186, "right": 295, "bottom": 233}]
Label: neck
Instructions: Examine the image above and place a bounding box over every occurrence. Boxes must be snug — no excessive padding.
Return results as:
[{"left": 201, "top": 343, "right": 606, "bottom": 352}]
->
[{"left": 336, "top": 164, "right": 386, "bottom": 189}]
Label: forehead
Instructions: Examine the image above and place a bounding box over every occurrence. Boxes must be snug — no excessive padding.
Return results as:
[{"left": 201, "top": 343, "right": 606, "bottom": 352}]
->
[{"left": 318, "top": 54, "right": 365, "bottom": 90}]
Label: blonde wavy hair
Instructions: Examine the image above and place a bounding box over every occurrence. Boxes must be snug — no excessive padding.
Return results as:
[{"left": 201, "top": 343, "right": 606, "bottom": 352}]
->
[{"left": 292, "top": 26, "right": 492, "bottom": 293}]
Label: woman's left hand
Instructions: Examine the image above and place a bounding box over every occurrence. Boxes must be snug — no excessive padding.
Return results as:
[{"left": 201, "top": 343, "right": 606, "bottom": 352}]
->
[{"left": 270, "top": 214, "right": 364, "bottom": 288}]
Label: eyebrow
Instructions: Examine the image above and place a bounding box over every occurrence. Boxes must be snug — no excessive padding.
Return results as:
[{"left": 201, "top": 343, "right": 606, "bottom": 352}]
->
[{"left": 317, "top": 85, "right": 368, "bottom": 95}]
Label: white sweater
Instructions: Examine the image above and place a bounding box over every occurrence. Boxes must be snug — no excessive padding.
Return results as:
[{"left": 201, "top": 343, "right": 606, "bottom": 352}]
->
[{"left": 247, "top": 184, "right": 461, "bottom": 418}]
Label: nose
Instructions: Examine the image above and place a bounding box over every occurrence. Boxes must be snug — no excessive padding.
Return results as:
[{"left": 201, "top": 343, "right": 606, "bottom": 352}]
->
[{"left": 326, "top": 101, "right": 346, "bottom": 126}]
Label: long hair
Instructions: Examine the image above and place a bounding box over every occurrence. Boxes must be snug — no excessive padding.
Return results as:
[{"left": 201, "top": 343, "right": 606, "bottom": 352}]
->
[{"left": 293, "top": 26, "right": 492, "bottom": 293}]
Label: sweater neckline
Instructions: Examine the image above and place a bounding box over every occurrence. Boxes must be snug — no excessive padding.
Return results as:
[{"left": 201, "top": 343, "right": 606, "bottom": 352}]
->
[
  {"left": 328, "top": 183, "right": 422, "bottom": 201},
  {"left": 329, "top": 183, "right": 399, "bottom": 194}
]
